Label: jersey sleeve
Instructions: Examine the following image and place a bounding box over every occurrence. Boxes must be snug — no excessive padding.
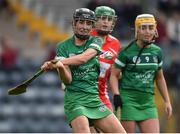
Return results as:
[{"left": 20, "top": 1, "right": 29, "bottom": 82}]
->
[
  {"left": 157, "top": 48, "right": 163, "bottom": 70},
  {"left": 55, "top": 42, "right": 68, "bottom": 60},
  {"left": 89, "top": 37, "right": 103, "bottom": 54},
  {"left": 114, "top": 49, "right": 127, "bottom": 69}
]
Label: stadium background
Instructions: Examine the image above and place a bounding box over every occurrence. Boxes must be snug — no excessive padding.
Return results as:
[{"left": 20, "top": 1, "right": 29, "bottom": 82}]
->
[{"left": 0, "top": 0, "right": 179, "bottom": 132}]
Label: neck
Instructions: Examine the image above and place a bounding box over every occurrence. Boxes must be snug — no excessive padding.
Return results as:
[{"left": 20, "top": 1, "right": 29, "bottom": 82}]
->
[
  {"left": 75, "top": 36, "right": 87, "bottom": 46},
  {"left": 136, "top": 40, "right": 149, "bottom": 48}
]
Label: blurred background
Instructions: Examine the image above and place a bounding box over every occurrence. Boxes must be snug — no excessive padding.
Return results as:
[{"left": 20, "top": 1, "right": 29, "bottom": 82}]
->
[{"left": 0, "top": 0, "right": 179, "bottom": 132}]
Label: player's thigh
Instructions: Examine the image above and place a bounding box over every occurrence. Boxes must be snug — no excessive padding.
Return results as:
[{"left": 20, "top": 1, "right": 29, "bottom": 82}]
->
[
  {"left": 71, "top": 115, "right": 90, "bottom": 133},
  {"left": 121, "top": 120, "right": 136, "bottom": 133},
  {"left": 93, "top": 113, "right": 126, "bottom": 133},
  {"left": 90, "top": 126, "right": 100, "bottom": 133},
  {"left": 138, "top": 118, "right": 159, "bottom": 133}
]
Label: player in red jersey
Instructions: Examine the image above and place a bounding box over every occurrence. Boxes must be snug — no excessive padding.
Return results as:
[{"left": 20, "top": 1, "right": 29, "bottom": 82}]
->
[{"left": 91, "top": 6, "right": 122, "bottom": 111}]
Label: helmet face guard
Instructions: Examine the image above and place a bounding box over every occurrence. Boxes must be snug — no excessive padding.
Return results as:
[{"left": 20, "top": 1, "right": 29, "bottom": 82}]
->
[
  {"left": 73, "top": 8, "right": 95, "bottom": 40},
  {"left": 135, "top": 14, "right": 158, "bottom": 45},
  {"left": 95, "top": 6, "right": 117, "bottom": 35}
]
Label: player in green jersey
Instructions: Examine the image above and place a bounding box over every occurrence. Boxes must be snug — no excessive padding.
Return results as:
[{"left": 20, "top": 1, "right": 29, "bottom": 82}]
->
[
  {"left": 110, "top": 14, "right": 172, "bottom": 133},
  {"left": 41, "top": 8, "right": 126, "bottom": 133}
]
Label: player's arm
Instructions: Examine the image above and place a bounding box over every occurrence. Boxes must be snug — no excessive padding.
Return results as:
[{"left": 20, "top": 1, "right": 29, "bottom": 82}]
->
[
  {"left": 56, "top": 37, "right": 102, "bottom": 66},
  {"left": 110, "top": 65, "right": 123, "bottom": 110},
  {"left": 41, "top": 61, "right": 72, "bottom": 84},
  {"left": 155, "top": 69, "right": 172, "bottom": 118},
  {"left": 110, "top": 65, "right": 121, "bottom": 95},
  {"left": 110, "top": 49, "right": 125, "bottom": 96},
  {"left": 59, "top": 48, "right": 98, "bottom": 66},
  {"left": 57, "top": 64, "right": 72, "bottom": 84}
]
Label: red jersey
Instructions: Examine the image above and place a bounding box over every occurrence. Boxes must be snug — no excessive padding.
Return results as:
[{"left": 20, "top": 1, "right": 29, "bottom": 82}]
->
[{"left": 91, "top": 29, "right": 121, "bottom": 111}]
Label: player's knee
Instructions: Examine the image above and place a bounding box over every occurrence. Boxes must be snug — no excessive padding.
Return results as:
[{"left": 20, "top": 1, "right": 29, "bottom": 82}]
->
[
  {"left": 94, "top": 114, "right": 126, "bottom": 133},
  {"left": 72, "top": 124, "right": 90, "bottom": 133},
  {"left": 71, "top": 117, "right": 90, "bottom": 133}
]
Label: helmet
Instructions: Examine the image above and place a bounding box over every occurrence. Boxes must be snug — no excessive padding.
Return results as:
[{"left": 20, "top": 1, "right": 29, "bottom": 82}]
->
[
  {"left": 95, "top": 6, "right": 117, "bottom": 35},
  {"left": 73, "top": 8, "right": 96, "bottom": 21},
  {"left": 95, "top": 6, "right": 117, "bottom": 18},
  {"left": 135, "top": 14, "right": 158, "bottom": 41},
  {"left": 73, "top": 8, "right": 95, "bottom": 40}
]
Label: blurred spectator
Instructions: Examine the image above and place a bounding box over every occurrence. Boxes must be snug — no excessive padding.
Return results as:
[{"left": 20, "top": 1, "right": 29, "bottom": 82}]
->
[
  {"left": 85, "top": 0, "right": 100, "bottom": 11},
  {"left": 113, "top": 0, "right": 142, "bottom": 40},
  {"left": 165, "top": 49, "right": 180, "bottom": 89},
  {"left": 158, "top": 0, "right": 180, "bottom": 15},
  {"left": 165, "top": 49, "right": 180, "bottom": 133},
  {"left": 0, "top": 0, "right": 9, "bottom": 12},
  {"left": 46, "top": 46, "right": 56, "bottom": 61},
  {"left": 0, "top": 0, "right": 12, "bottom": 17},
  {"left": 158, "top": 0, "right": 171, "bottom": 15},
  {"left": 85, "top": 0, "right": 118, "bottom": 15},
  {"left": 156, "top": 11, "right": 169, "bottom": 44},
  {"left": 119, "top": 0, "right": 142, "bottom": 27},
  {"left": 167, "top": 9, "right": 180, "bottom": 47},
  {"left": 169, "top": 60, "right": 180, "bottom": 88},
  {"left": 0, "top": 36, "right": 18, "bottom": 70}
]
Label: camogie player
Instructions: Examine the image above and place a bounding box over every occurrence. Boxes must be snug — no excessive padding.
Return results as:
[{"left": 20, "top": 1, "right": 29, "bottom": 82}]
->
[
  {"left": 110, "top": 14, "right": 172, "bottom": 133},
  {"left": 91, "top": 6, "right": 122, "bottom": 112},
  {"left": 41, "top": 8, "right": 126, "bottom": 133}
]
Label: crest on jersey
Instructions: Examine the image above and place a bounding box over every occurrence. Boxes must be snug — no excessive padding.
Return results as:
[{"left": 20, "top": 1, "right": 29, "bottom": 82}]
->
[
  {"left": 153, "top": 56, "right": 158, "bottom": 63},
  {"left": 132, "top": 56, "right": 141, "bottom": 64},
  {"left": 104, "top": 51, "right": 113, "bottom": 59},
  {"left": 99, "top": 105, "right": 106, "bottom": 112},
  {"left": 94, "top": 38, "right": 103, "bottom": 44}
]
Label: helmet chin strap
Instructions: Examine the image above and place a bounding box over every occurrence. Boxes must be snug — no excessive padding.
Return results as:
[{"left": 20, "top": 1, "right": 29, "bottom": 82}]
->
[
  {"left": 75, "top": 33, "right": 90, "bottom": 41},
  {"left": 142, "top": 35, "right": 156, "bottom": 46},
  {"left": 142, "top": 40, "right": 153, "bottom": 46},
  {"left": 96, "top": 29, "right": 110, "bottom": 36}
]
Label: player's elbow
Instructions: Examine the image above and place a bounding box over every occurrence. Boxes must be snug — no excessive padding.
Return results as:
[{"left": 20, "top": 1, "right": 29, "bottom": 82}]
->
[
  {"left": 64, "top": 80, "right": 71, "bottom": 84},
  {"left": 78, "top": 50, "right": 97, "bottom": 64},
  {"left": 67, "top": 77, "right": 72, "bottom": 84},
  {"left": 63, "top": 78, "right": 72, "bottom": 84},
  {"left": 77, "top": 56, "right": 89, "bottom": 64},
  {"left": 79, "top": 58, "right": 88, "bottom": 64}
]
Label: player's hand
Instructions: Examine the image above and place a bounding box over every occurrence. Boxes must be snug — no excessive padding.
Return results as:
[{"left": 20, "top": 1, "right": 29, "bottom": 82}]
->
[
  {"left": 41, "top": 61, "right": 57, "bottom": 71},
  {"left": 164, "top": 101, "right": 172, "bottom": 119},
  {"left": 41, "top": 60, "right": 63, "bottom": 71},
  {"left": 113, "top": 94, "right": 123, "bottom": 110},
  {"left": 103, "top": 51, "right": 113, "bottom": 59}
]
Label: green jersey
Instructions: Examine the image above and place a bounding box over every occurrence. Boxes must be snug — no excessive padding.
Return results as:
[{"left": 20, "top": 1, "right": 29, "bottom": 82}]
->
[
  {"left": 56, "top": 36, "right": 102, "bottom": 94},
  {"left": 114, "top": 42, "right": 163, "bottom": 94}
]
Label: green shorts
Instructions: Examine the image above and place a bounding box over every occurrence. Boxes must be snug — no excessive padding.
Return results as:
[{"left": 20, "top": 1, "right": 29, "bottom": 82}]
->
[
  {"left": 64, "top": 90, "right": 112, "bottom": 124},
  {"left": 120, "top": 89, "right": 158, "bottom": 121}
]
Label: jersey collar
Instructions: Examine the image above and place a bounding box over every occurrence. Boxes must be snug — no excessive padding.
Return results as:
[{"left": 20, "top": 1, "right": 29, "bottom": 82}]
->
[{"left": 91, "top": 29, "right": 113, "bottom": 42}]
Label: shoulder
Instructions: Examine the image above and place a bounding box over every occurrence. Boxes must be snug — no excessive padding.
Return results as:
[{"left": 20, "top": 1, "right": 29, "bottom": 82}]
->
[
  {"left": 151, "top": 43, "right": 161, "bottom": 49},
  {"left": 89, "top": 36, "right": 103, "bottom": 44},
  {"left": 56, "top": 37, "right": 73, "bottom": 48},
  {"left": 107, "top": 35, "right": 121, "bottom": 50},
  {"left": 122, "top": 41, "right": 136, "bottom": 51},
  {"left": 109, "top": 35, "right": 119, "bottom": 40},
  {"left": 119, "top": 47, "right": 127, "bottom": 54},
  {"left": 89, "top": 36, "right": 102, "bottom": 41},
  {"left": 150, "top": 43, "right": 162, "bottom": 52},
  {"left": 108, "top": 35, "right": 121, "bottom": 43}
]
